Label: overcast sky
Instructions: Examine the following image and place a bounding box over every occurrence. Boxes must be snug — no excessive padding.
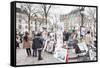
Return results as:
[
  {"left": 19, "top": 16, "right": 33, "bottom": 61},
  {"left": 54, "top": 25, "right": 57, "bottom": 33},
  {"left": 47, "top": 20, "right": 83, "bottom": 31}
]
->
[
  {"left": 16, "top": 3, "right": 77, "bottom": 15},
  {"left": 16, "top": 3, "right": 96, "bottom": 20}
]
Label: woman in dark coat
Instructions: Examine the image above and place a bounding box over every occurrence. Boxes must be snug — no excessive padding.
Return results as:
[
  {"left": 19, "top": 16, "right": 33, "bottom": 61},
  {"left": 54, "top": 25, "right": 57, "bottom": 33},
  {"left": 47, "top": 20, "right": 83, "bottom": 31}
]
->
[{"left": 32, "top": 33, "right": 43, "bottom": 60}]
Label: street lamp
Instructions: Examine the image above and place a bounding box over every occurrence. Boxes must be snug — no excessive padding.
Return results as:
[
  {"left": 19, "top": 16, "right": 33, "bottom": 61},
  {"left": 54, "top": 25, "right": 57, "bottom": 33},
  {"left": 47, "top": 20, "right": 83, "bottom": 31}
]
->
[
  {"left": 80, "top": 7, "right": 85, "bottom": 38},
  {"left": 34, "top": 14, "right": 38, "bottom": 31},
  {"left": 80, "top": 7, "right": 84, "bottom": 26}
]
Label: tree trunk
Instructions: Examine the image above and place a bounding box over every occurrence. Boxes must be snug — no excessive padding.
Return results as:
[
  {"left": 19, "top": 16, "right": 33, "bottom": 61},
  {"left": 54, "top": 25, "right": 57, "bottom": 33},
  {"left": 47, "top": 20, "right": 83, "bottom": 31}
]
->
[
  {"left": 28, "top": 15, "right": 31, "bottom": 33},
  {"left": 45, "top": 14, "right": 48, "bottom": 28}
]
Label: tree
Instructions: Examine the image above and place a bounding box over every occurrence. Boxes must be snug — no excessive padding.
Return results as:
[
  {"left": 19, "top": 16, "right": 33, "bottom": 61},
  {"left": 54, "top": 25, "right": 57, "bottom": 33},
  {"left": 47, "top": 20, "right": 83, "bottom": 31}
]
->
[
  {"left": 87, "top": 7, "right": 96, "bottom": 22},
  {"left": 41, "top": 4, "right": 52, "bottom": 27},
  {"left": 20, "top": 3, "right": 40, "bottom": 32},
  {"left": 86, "top": 7, "right": 96, "bottom": 36}
]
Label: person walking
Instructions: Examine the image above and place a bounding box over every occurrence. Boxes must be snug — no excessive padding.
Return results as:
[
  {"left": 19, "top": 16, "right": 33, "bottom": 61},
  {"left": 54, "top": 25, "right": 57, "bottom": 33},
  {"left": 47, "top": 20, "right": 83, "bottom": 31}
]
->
[
  {"left": 32, "top": 32, "right": 43, "bottom": 60},
  {"left": 23, "top": 32, "right": 31, "bottom": 57}
]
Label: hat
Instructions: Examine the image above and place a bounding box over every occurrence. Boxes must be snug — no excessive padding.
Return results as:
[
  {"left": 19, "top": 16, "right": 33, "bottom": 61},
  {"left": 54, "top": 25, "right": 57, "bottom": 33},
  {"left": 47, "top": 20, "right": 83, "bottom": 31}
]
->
[{"left": 34, "top": 32, "right": 41, "bottom": 38}]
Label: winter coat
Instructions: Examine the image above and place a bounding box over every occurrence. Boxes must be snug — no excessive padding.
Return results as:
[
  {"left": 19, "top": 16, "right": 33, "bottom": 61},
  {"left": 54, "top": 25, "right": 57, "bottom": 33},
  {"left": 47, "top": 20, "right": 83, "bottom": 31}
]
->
[
  {"left": 63, "top": 32, "right": 69, "bottom": 41},
  {"left": 85, "top": 34, "right": 92, "bottom": 45},
  {"left": 32, "top": 38, "right": 43, "bottom": 49},
  {"left": 23, "top": 39, "right": 30, "bottom": 49}
]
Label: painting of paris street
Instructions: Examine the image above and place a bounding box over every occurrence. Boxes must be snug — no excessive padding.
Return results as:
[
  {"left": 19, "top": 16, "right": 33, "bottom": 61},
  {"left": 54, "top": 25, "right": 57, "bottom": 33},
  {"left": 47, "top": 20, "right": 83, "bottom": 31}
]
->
[{"left": 16, "top": 2, "right": 97, "bottom": 65}]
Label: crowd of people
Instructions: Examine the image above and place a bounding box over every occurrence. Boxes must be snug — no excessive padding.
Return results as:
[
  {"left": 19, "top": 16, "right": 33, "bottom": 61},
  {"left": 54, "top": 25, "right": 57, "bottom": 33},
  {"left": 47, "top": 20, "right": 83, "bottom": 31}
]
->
[{"left": 16, "top": 27, "right": 97, "bottom": 61}]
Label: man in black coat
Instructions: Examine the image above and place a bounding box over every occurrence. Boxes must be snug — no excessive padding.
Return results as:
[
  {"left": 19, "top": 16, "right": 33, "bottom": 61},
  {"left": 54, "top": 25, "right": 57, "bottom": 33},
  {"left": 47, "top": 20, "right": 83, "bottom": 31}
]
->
[
  {"left": 32, "top": 33, "right": 43, "bottom": 60},
  {"left": 63, "top": 29, "right": 69, "bottom": 42}
]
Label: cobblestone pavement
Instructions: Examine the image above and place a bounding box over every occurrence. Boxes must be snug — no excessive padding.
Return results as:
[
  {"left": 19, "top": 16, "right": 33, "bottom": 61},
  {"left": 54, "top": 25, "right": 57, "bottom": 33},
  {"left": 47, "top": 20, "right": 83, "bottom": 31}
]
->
[
  {"left": 16, "top": 44, "right": 61, "bottom": 65},
  {"left": 16, "top": 43, "right": 96, "bottom": 65}
]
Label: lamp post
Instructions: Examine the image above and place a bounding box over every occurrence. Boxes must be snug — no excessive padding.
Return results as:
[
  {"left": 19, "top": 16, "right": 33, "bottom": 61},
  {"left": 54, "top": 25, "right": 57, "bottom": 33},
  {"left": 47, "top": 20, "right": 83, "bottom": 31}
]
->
[
  {"left": 34, "top": 14, "right": 37, "bottom": 31},
  {"left": 80, "top": 7, "right": 85, "bottom": 38}
]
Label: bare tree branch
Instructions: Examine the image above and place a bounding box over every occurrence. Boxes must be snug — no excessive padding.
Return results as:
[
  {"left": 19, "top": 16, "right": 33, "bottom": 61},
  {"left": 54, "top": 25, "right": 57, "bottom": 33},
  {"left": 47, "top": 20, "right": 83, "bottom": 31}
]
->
[{"left": 47, "top": 5, "right": 51, "bottom": 14}]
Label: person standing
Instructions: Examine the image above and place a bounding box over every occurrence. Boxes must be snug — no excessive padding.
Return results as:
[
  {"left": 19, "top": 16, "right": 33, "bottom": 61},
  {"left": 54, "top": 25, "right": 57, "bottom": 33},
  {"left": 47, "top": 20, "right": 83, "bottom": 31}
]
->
[
  {"left": 23, "top": 32, "right": 31, "bottom": 57},
  {"left": 16, "top": 32, "right": 20, "bottom": 48},
  {"left": 85, "top": 31, "right": 95, "bottom": 60},
  {"left": 63, "top": 29, "right": 69, "bottom": 42},
  {"left": 42, "top": 29, "right": 48, "bottom": 47},
  {"left": 19, "top": 32, "right": 23, "bottom": 43},
  {"left": 32, "top": 32, "right": 38, "bottom": 57},
  {"left": 85, "top": 31, "right": 92, "bottom": 46},
  {"left": 32, "top": 33, "right": 43, "bottom": 60}
]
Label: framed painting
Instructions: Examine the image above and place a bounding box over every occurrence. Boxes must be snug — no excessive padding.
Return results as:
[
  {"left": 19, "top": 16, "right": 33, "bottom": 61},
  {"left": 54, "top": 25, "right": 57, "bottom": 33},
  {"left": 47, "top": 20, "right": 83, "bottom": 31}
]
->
[{"left": 10, "top": 1, "right": 98, "bottom": 67}]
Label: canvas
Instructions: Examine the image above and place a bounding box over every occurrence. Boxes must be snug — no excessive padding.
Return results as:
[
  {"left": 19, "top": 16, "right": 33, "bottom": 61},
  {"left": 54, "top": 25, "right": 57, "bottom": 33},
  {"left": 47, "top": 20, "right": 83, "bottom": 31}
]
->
[{"left": 10, "top": 1, "right": 98, "bottom": 67}]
